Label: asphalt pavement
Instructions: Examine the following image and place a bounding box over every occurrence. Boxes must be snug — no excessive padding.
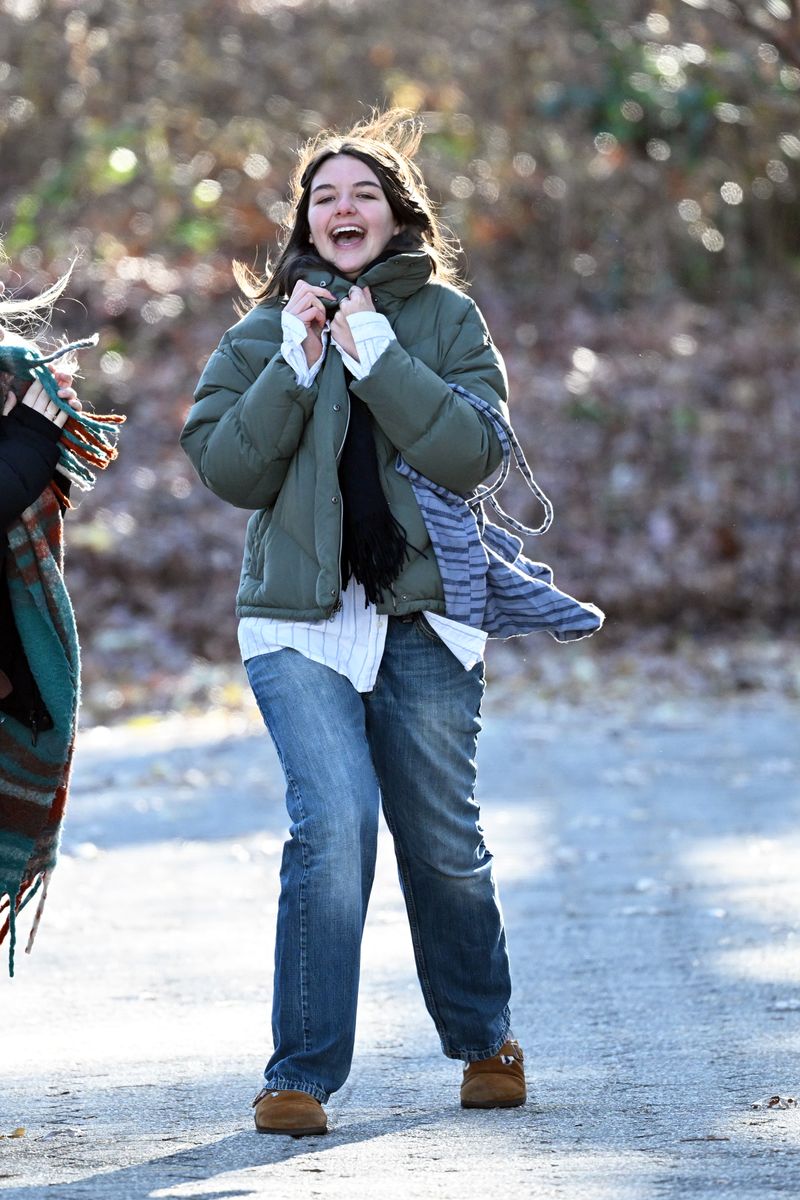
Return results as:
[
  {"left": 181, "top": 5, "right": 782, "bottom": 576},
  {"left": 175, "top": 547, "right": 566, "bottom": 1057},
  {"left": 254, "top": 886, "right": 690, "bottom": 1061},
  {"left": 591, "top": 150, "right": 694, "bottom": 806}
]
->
[{"left": 2, "top": 686, "right": 799, "bottom": 1199}]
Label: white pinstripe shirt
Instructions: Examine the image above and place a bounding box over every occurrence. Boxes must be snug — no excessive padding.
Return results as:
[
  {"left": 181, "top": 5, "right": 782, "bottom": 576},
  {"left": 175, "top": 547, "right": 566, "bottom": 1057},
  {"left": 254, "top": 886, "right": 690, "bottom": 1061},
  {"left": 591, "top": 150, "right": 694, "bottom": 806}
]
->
[{"left": 237, "top": 309, "right": 487, "bottom": 692}]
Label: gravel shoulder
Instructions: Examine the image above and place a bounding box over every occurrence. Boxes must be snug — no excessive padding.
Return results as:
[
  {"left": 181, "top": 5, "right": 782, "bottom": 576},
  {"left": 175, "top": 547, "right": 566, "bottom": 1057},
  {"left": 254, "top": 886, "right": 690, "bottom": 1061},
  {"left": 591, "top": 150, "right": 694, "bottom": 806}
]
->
[{"left": 2, "top": 688, "right": 799, "bottom": 1198}]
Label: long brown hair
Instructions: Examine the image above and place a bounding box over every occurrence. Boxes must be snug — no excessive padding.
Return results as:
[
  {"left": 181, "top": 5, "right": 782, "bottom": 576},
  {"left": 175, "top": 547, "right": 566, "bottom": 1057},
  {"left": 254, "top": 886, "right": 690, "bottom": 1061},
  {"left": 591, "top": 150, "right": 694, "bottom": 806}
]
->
[{"left": 234, "top": 108, "right": 462, "bottom": 308}]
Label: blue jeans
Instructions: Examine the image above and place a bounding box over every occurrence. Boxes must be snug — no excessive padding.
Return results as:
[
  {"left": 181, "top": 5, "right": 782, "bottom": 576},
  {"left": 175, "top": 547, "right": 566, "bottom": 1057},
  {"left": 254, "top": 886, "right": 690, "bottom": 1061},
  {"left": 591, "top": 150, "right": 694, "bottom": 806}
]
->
[{"left": 245, "top": 615, "right": 512, "bottom": 1102}]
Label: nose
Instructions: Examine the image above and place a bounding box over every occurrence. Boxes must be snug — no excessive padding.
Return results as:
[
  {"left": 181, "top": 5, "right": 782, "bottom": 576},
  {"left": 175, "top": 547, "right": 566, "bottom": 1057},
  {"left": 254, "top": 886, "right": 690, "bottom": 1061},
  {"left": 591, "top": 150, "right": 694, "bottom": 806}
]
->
[{"left": 333, "top": 192, "right": 356, "bottom": 215}]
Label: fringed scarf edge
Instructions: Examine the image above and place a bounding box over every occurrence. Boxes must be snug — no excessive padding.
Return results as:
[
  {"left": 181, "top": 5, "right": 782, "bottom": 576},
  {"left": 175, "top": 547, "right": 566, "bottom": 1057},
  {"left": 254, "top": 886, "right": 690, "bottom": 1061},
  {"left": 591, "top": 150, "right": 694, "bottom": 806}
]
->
[{"left": 0, "top": 335, "right": 125, "bottom": 506}]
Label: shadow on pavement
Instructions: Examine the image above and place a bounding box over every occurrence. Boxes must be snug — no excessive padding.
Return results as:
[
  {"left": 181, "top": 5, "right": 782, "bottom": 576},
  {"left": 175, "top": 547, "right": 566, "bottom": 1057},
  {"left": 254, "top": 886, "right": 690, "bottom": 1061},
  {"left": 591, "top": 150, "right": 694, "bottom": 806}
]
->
[{"left": 0, "top": 1102, "right": 534, "bottom": 1200}]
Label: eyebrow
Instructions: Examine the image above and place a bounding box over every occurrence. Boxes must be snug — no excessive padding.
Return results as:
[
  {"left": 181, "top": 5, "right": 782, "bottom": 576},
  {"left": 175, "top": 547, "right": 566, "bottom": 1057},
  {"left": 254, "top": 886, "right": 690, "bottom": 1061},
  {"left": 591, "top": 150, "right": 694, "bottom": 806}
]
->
[{"left": 310, "top": 180, "right": 382, "bottom": 194}]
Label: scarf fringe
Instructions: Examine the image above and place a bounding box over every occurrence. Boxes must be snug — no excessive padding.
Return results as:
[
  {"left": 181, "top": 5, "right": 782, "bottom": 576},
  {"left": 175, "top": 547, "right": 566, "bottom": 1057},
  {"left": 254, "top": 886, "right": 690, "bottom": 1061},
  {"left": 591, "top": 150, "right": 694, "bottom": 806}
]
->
[
  {"left": 342, "top": 511, "right": 411, "bottom": 605},
  {"left": 0, "top": 336, "right": 124, "bottom": 504},
  {"left": 49, "top": 478, "right": 71, "bottom": 508},
  {"left": 54, "top": 409, "right": 124, "bottom": 500},
  {"left": 0, "top": 871, "right": 50, "bottom": 977}
]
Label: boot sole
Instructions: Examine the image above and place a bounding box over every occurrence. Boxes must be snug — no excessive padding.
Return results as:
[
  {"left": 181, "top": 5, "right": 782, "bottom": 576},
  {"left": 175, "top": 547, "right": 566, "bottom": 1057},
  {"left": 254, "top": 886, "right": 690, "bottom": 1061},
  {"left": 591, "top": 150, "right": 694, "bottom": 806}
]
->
[
  {"left": 461, "top": 1096, "right": 526, "bottom": 1109},
  {"left": 256, "top": 1124, "right": 328, "bottom": 1137}
]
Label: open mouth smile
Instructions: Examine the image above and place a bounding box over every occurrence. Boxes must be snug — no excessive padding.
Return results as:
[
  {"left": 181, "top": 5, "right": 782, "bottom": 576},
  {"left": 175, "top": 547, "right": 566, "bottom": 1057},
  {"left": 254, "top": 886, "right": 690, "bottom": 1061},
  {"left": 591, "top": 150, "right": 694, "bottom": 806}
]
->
[{"left": 330, "top": 225, "right": 366, "bottom": 247}]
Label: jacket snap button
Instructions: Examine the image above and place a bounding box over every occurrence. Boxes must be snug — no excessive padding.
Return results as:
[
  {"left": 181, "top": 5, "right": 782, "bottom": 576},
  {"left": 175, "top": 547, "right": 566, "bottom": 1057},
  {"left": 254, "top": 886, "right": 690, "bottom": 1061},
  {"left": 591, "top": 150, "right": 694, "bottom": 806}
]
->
[
  {"left": 333, "top": 403, "right": 341, "bottom": 412},
  {"left": 330, "top": 588, "right": 336, "bottom": 596},
  {"left": 331, "top": 496, "right": 339, "bottom": 503}
]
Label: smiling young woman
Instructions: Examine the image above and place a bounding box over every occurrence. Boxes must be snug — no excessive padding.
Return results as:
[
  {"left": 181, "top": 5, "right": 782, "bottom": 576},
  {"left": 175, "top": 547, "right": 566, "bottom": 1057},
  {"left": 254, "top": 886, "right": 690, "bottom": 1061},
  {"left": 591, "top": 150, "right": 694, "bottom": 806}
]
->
[
  {"left": 306, "top": 156, "right": 401, "bottom": 280},
  {"left": 182, "top": 109, "right": 527, "bottom": 1136}
]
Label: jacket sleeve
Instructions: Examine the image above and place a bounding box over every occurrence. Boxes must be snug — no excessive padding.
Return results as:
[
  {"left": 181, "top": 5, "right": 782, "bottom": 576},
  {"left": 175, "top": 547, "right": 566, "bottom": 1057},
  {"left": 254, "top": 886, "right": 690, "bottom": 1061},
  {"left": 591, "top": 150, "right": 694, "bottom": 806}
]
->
[
  {"left": 0, "top": 405, "right": 62, "bottom": 529},
  {"left": 350, "top": 298, "right": 509, "bottom": 495},
  {"left": 180, "top": 327, "right": 320, "bottom": 510}
]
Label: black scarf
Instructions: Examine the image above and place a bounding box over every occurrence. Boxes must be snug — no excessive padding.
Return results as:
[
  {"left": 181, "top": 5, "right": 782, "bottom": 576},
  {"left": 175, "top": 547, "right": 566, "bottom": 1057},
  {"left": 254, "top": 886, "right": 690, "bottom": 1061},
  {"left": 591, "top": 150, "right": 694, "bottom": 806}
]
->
[
  {"left": 286, "top": 246, "right": 424, "bottom": 605},
  {"left": 339, "top": 374, "right": 410, "bottom": 605}
]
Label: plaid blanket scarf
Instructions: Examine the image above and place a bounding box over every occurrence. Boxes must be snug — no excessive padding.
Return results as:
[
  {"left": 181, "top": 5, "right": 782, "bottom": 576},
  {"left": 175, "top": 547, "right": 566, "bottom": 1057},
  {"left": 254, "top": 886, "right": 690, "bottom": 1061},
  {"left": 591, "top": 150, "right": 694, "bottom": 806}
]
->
[
  {"left": 0, "top": 489, "right": 79, "bottom": 975},
  {"left": 0, "top": 336, "right": 123, "bottom": 975}
]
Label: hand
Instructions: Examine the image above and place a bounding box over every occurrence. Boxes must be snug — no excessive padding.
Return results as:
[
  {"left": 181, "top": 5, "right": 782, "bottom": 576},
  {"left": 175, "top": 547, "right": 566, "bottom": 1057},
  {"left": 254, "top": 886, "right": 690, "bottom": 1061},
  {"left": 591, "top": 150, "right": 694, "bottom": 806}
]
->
[
  {"left": 3, "top": 369, "right": 82, "bottom": 427},
  {"left": 285, "top": 279, "right": 336, "bottom": 368},
  {"left": 331, "top": 286, "right": 375, "bottom": 362}
]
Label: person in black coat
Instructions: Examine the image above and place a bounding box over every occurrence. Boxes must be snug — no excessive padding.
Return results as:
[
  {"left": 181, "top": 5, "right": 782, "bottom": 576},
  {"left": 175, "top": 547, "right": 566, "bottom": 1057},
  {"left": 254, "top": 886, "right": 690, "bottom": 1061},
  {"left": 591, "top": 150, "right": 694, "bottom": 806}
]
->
[{"left": 0, "top": 362, "right": 81, "bottom": 734}]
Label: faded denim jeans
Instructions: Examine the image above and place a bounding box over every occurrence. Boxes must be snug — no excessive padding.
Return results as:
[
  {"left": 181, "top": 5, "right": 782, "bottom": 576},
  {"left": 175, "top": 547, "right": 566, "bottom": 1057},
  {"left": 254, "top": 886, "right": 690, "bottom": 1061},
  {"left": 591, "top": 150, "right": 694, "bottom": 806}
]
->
[{"left": 245, "top": 615, "right": 512, "bottom": 1102}]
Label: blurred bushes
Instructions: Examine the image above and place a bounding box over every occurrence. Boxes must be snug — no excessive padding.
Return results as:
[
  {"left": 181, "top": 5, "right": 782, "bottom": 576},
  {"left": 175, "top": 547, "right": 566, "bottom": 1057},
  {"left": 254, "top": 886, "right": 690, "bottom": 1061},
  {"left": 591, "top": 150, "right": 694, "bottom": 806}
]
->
[
  {"left": 0, "top": 0, "right": 798, "bottom": 687},
  {"left": 4, "top": 0, "right": 800, "bottom": 303}
]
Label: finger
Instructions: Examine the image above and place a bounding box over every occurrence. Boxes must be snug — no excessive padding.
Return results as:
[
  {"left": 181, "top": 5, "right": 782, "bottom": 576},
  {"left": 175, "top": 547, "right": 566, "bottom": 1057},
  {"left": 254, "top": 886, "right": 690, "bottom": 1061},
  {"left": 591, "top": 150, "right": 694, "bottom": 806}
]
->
[
  {"left": 53, "top": 369, "right": 73, "bottom": 385},
  {"left": 340, "top": 291, "right": 372, "bottom": 315},
  {"left": 2, "top": 391, "right": 16, "bottom": 416},
  {"left": 296, "top": 308, "right": 321, "bottom": 332},
  {"left": 57, "top": 387, "right": 81, "bottom": 412},
  {"left": 23, "top": 384, "right": 61, "bottom": 424},
  {"left": 22, "top": 382, "right": 47, "bottom": 412},
  {"left": 300, "top": 294, "right": 325, "bottom": 312},
  {"left": 345, "top": 289, "right": 374, "bottom": 314},
  {"left": 287, "top": 294, "right": 325, "bottom": 321},
  {"left": 289, "top": 281, "right": 336, "bottom": 304},
  {"left": 309, "top": 302, "right": 331, "bottom": 331}
]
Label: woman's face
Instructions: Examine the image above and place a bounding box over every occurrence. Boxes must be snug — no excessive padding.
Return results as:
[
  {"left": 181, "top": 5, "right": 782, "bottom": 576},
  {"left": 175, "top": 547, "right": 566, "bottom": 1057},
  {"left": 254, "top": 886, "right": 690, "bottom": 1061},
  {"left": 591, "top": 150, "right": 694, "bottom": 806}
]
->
[{"left": 306, "top": 154, "right": 401, "bottom": 280}]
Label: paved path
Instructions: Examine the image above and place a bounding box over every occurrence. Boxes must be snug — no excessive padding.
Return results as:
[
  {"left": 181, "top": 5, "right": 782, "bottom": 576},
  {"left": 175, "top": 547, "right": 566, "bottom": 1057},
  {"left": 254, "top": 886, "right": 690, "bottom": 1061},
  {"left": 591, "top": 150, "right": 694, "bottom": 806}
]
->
[{"left": 2, "top": 691, "right": 799, "bottom": 1198}]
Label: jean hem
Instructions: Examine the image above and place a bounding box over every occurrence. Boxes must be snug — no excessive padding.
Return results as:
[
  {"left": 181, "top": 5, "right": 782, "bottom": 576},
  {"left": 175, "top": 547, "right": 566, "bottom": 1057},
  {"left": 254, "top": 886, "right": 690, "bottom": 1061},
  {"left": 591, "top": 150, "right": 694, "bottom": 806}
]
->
[
  {"left": 261, "top": 1075, "right": 330, "bottom": 1104},
  {"left": 441, "top": 1007, "right": 513, "bottom": 1062}
]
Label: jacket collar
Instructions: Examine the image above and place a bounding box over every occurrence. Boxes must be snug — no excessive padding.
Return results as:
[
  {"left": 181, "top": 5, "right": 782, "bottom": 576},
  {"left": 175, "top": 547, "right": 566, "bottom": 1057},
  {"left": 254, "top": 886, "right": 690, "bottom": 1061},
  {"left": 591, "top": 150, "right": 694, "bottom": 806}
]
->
[{"left": 297, "top": 251, "right": 434, "bottom": 310}]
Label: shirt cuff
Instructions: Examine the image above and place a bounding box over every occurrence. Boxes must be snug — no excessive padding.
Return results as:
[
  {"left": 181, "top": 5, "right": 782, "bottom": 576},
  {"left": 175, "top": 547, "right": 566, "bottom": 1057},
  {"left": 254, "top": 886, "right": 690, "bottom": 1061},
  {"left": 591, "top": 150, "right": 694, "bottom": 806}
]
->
[
  {"left": 334, "top": 311, "right": 396, "bottom": 380},
  {"left": 280, "top": 308, "right": 326, "bottom": 387}
]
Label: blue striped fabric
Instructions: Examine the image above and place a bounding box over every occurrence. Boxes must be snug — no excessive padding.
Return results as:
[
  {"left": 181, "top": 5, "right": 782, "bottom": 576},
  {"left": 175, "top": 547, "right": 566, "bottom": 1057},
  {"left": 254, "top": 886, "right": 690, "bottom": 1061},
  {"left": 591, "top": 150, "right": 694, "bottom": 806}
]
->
[{"left": 396, "top": 385, "right": 605, "bottom": 642}]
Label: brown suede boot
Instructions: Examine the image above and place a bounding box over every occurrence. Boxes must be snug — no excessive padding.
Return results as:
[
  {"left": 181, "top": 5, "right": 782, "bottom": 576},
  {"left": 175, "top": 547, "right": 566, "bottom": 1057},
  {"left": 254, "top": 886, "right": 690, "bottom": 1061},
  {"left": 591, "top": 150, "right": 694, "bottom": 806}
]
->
[
  {"left": 252, "top": 1088, "right": 328, "bottom": 1136},
  {"left": 460, "top": 1039, "right": 526, "bottom": 1109}
]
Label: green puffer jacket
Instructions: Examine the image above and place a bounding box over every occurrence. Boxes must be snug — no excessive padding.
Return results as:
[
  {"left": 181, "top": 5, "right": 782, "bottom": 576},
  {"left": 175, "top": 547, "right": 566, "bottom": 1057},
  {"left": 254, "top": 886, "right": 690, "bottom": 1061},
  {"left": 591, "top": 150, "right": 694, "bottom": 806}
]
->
[{"left": 181, "top": 251, "right": 510, "bottom": 620}]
